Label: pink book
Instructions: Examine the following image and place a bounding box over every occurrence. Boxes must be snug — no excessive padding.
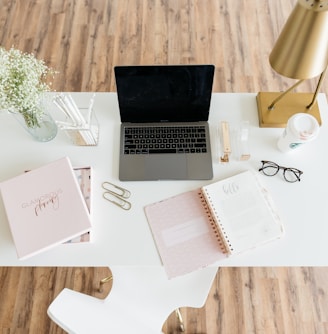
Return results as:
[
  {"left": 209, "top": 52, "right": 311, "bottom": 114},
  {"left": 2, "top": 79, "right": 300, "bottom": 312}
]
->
[
  {"left": 145, "top": 189, "right": 227, "bottom": 279},
  {"left": 0, "top": 157, "right": 92, "bottom": 260},
  {"left": 145, "top": 171, "right": 284, "bottom": 278}
]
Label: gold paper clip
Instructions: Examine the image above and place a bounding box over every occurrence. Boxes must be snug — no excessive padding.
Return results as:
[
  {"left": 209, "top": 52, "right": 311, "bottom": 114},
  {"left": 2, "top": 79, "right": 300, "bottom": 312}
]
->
[{"left": 102, "top": 182, "right": 132, "bottom": 210}]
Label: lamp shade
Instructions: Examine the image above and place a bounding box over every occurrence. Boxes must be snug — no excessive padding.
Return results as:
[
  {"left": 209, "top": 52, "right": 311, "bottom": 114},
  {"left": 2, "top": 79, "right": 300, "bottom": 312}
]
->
[{"left": 269, "top": 0, "right": 328, "bottom": 80}]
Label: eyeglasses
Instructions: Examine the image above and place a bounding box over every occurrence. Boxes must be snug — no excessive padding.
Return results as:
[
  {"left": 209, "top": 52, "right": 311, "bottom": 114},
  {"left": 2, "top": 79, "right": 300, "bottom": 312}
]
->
[{"left": 258, "top": 160, "right": 303, "bottom": 182}]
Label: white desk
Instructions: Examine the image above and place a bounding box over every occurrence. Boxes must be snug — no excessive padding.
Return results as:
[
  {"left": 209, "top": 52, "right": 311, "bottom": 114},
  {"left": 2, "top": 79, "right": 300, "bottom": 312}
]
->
[{"left": 1, "top": 92, "right": 328, "bottom": 266}]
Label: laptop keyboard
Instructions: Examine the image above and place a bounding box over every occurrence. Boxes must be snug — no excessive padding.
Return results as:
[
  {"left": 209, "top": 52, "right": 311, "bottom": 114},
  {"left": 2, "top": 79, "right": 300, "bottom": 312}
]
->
[{"left": 124, "top": 125, "right": 208, "bottom": 154}]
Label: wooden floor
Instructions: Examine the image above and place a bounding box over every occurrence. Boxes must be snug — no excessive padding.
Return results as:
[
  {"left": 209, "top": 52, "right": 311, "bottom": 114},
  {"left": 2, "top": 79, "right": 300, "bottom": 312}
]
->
[{"left": 0, "top": 0, "right": 328, "bottom": 333}]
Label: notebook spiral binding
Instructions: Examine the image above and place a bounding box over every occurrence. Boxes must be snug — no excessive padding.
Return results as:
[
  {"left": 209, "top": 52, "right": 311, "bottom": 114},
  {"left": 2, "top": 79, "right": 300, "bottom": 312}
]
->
[{"left": 197, "top": 190, "right": 232, "bottom": 254}]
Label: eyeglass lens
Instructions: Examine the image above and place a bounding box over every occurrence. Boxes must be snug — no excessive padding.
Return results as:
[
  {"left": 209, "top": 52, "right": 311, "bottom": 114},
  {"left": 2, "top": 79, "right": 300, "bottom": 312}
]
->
[{"left": 259, "top": 161, "right": 302, "bottom": 182}]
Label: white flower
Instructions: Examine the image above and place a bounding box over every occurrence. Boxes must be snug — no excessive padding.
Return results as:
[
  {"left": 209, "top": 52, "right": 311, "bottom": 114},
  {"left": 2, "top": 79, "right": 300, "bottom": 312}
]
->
[{"left": 0, "top": 47, "right": 57, "bottom": 127}]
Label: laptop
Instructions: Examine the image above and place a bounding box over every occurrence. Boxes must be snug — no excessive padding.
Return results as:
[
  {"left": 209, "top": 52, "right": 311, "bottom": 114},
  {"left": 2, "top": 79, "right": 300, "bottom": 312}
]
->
[{"left": 115, "top": 65, "right": 215, "bottom": 181}]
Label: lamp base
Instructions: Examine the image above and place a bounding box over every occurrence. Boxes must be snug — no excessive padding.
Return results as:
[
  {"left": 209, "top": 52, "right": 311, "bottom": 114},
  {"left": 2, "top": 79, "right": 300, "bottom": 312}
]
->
[{"left": 256, "top": 92, "right": 322, "bottom": 128}]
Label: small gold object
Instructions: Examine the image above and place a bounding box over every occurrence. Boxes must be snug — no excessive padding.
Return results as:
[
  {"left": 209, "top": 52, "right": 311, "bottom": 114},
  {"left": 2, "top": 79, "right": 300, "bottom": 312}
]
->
[
  {"left": 102, "top": 182, "right": 132, "bottom": 210},
  {"left": 98, "top": 275, "right": 113, "bottom": 293},
  {"left": 220, "top": 121, "right": 231, "bottom": 163}
]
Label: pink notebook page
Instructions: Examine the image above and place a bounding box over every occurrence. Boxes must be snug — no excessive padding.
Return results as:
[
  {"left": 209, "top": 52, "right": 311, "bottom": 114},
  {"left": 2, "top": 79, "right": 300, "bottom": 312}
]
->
[{"left": 145, "top": 189, "right": 226, "bottom": 279}]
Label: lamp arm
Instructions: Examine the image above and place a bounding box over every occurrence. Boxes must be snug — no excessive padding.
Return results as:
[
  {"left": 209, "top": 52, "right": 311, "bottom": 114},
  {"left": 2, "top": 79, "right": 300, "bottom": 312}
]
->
[
  {"left": 268, "top": 79, "right": 305, "bottom": 110},
  {"left": 307, "top": 65, "right": 328, "bottom": 109},
  {"left": 268, "top": 64, "right": 328, "bottom": 111}
]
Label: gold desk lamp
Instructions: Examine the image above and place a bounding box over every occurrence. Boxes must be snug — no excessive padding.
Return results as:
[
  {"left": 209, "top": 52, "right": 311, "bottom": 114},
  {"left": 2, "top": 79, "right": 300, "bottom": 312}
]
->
[{"left": 257, "top": 0, "right": 328, "bottom": 128}]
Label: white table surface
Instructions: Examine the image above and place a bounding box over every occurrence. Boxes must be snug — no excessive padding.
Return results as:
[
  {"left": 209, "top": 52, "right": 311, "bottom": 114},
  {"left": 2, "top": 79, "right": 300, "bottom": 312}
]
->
[{"left": 1, "top": 92, "right": 328, "bottom": 267}]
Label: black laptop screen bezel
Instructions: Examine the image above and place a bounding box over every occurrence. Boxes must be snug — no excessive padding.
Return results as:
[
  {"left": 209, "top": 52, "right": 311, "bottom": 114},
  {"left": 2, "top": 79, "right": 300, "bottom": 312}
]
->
[{"left": 114, "top": 65, "right": 215, "bottom": 123}]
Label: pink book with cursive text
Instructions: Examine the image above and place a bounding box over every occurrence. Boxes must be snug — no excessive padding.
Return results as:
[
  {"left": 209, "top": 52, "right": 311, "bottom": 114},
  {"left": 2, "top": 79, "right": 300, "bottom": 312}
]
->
[{"left": 0, "top": 157, "right": 92, "bottom": 260}]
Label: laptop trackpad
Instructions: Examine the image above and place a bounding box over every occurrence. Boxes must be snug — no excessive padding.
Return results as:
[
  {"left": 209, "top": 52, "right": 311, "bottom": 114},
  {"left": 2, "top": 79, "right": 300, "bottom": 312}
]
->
[{"left": 145, "top": 155, "right": 187, "bottom": 180}]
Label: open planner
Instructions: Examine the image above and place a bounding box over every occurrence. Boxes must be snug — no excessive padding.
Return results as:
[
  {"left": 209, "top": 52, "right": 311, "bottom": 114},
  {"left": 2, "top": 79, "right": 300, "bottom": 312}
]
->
[{"left": 144, "top": 170, "right": 284, "bottom": 278}]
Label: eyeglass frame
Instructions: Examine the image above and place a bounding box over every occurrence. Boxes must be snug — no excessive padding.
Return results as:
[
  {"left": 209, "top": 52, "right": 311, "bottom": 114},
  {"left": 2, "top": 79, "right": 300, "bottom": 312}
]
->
[{"left": 258, "top": 160, "right": 303, "bottom": 183}]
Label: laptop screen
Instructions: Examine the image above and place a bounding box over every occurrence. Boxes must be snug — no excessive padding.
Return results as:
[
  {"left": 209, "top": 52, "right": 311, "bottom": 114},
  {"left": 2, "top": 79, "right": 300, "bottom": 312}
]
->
[{"left": 115, "top": 65, "right": 215, "bottom": 123}]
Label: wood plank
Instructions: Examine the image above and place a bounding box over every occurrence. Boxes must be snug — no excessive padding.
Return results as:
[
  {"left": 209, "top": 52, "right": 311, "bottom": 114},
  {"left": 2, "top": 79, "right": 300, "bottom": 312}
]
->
[
  {"left": 0, "top": 267, "right": 112, "bottom": 333},
  {"left": 0, "top": 0, "right": 317, "bottom": 93},
  {"left": 164, "top": 268, "right": 328, "bottom": 334}
]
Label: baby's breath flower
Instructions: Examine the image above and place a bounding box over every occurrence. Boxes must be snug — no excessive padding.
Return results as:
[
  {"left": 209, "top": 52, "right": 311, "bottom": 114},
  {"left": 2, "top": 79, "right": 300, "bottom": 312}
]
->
[{"left": 0, "top": 47, "right": 57, "bottom": 127}]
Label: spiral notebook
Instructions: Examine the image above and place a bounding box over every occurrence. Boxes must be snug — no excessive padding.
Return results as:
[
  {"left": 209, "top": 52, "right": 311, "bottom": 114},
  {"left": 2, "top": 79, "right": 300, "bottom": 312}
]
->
[{"left": 144, "top": 170, "right": 284, "bottom": 278}]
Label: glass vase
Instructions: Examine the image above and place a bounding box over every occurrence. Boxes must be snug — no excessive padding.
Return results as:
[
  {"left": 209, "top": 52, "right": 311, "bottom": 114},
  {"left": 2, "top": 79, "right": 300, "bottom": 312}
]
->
[{"left": 11, "top": 109, "right": 58, "bottom": 142}]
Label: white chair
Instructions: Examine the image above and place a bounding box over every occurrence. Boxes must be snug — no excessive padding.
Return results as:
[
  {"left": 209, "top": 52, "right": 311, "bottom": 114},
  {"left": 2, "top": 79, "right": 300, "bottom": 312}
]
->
[{"left": 47, "top": 266, "right": 218, "bottom": 334}]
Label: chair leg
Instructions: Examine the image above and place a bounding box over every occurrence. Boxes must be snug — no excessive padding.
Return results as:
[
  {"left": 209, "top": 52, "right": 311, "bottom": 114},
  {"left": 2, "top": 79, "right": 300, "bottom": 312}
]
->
[
  {"left": 175, "top": 308, "right": 185, "bottom": 332},
  {"left": 98, "top": 275, "right": 113, "bottom": 293}
]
